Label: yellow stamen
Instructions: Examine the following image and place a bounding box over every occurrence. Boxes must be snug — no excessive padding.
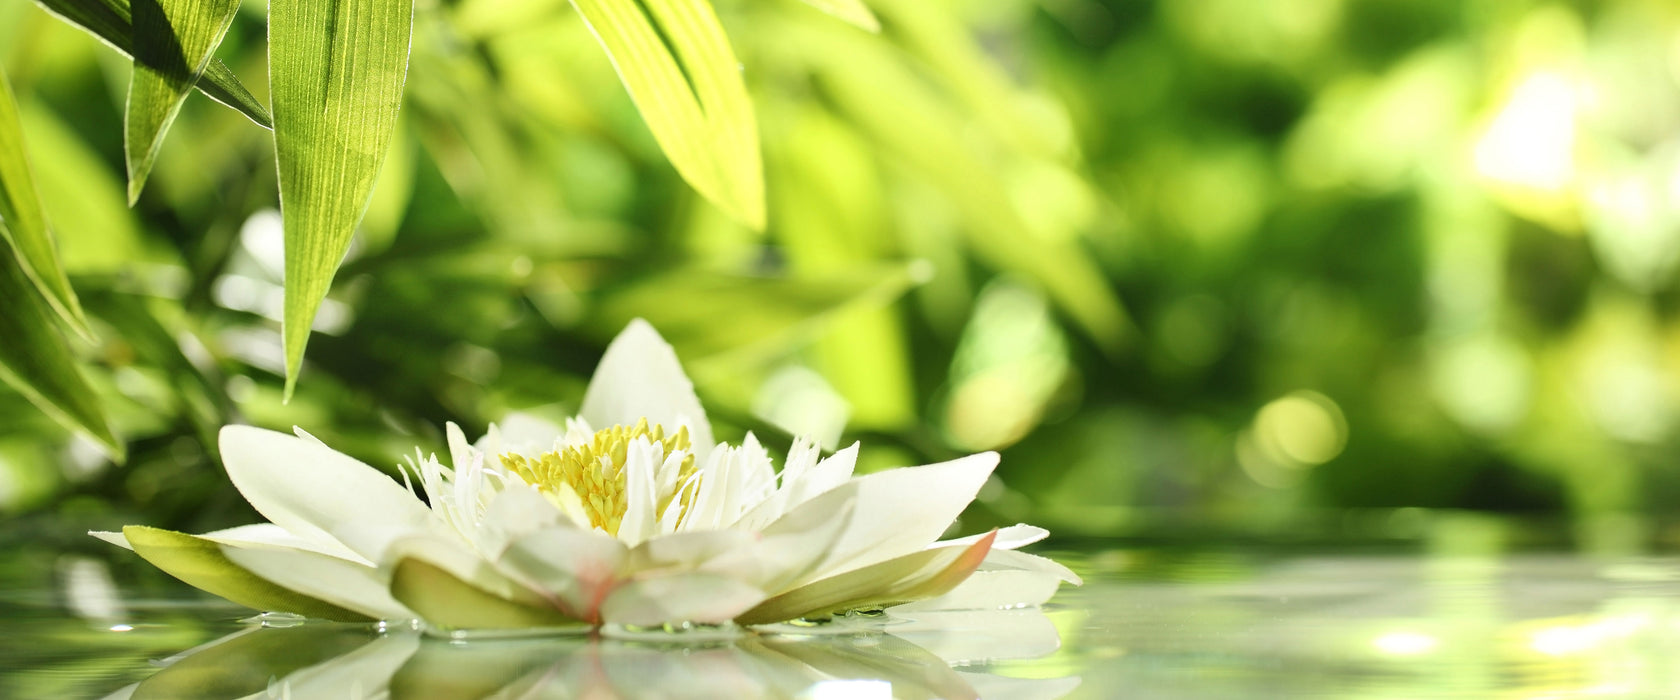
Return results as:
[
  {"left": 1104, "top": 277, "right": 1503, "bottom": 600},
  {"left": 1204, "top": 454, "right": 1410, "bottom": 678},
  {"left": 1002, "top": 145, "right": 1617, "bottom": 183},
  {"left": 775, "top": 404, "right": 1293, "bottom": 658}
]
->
[{"left": 500, "top": 418, "right": 696, "bottom": 536}]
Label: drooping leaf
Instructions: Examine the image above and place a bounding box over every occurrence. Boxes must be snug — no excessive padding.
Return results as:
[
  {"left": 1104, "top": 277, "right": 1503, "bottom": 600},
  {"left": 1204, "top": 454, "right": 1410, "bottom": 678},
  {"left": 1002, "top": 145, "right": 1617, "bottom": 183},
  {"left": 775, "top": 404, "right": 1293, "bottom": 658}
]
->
[
  {"left": 0, "top": 66, "right": 89, "bottom": 338},
  {"left": 569, "top": 0, "right": 764, "bottom": 229},
  {"left": 270, "top": 0, "right": 413, "bottom": 398},
  {"left": 31, "top": 0, "right": 274, "bottom": 129},
  {"left": 0, "top": 236, "right": 120, "bottom": 460},
  {"left": 124, "top": 0, "right": 242, "bottom": 202},
  {"left": 123, "top": 526, "right": 372, "bottom": 621},
  {"left": 795, "top": 0, "right": 878, "bottom": 32}
]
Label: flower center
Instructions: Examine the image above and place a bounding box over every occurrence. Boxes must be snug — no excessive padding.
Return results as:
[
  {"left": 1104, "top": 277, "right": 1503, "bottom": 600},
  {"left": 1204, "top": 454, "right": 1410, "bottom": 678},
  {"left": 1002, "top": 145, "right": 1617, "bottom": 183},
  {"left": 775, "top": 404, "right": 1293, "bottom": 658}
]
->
[{"left": 499, "top": 418, "right": 695, "bottom": 536}]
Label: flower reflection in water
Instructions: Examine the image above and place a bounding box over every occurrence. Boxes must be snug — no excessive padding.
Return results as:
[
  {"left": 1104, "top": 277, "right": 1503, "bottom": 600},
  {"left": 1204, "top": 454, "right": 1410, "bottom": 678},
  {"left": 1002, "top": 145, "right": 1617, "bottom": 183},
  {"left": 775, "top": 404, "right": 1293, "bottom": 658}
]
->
[{"left": 101, "top": 609, "right": 1079, "bottom": 700}]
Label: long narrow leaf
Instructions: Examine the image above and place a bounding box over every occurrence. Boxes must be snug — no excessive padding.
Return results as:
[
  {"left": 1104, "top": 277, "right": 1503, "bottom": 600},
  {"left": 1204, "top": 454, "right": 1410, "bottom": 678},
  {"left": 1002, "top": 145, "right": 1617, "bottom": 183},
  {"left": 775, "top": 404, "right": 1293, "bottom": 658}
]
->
[
  {"left": 0, "top": 67, "right": 89, "bottom": 338},
  {"left": 32, "top": 0, "right": 273, "bottom": 129},
  {"left": 270, "top": 0, "right": 413, "bottom": 398},
  {"left": 570, "top": 0, "right": 764, "bottom": 229},
  {"left": 125, "top": 0, "right": 242, "bottom": 202},
  {"left": 796, "top": 0, "right": 878, "bottom": 32},
  {"left": 0, "top": 234, "right": 122, "bottom": 461}
]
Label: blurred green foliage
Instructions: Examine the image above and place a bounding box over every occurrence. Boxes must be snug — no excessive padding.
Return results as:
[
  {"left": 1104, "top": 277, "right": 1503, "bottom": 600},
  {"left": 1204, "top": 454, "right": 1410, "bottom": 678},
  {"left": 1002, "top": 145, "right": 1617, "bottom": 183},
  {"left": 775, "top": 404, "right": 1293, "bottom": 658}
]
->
[{"left": 3, "top": 0, "right": 1680, "bottom": 544}]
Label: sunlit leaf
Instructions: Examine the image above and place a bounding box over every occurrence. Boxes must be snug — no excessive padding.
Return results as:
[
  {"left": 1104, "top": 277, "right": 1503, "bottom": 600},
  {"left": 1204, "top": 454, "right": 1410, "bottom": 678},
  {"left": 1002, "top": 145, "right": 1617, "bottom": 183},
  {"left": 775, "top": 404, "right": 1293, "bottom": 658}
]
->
[
  {"left": 31, "top": 0, "right": 274, "bottom": 129},
  {"left": 570, "top": 0, "right": 764, "bottom": 229},
  {"left": 123, "top": 526, "right": 372, "bottom": 621},
  {"left": 270, "top": 0, "right": 413, "bottom": 398},
  {"left": 795, "top": 0, "right": 879, "bottom": 32},
  {"left": 0, "top": 239, "right": 120, "bottom": 460},
  {"left": 16, "top": 102, "right": 148, "bottom": 275},
  {"left": 0, "top": 66, "right": 88, "bottom": 338},
  {"left": 124, "top": 0, "right": 242, "bottom": 203}
]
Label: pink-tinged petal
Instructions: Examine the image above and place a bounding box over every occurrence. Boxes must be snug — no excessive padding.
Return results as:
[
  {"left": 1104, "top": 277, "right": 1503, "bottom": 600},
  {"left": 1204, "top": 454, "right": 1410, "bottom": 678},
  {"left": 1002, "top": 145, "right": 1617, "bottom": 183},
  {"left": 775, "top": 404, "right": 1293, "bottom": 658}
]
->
[
  {"left": 938, "top": 524, "right": 1048, "bottom": 552},
  {"left": 218, "top": 426, "right": 433, "bottom": 562},
  {"left": 775, "top": 452, "right": 998, "bottom": 589},
  {"left": 892, "top": 570, "right": 1065, "bottom": 613},
  {"left": 579, "top": 320, "right": 715, "bottom": 455},
  {"left": 496, "top": 525, "right": 629, "bottom": 623},
  {"left": 221, "top": 544, "right": 413, "bottom": 620},
  {"left": 737, "top": 531, "right": 997, "bottom": 626},
  {"left": 600, "top": 573, "right": 765, "bottom": 627}
]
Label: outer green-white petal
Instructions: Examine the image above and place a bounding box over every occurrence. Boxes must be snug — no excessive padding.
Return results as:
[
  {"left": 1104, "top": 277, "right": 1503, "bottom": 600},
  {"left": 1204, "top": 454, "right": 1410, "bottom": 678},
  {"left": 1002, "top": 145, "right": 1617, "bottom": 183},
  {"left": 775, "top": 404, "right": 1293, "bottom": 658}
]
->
[
  {"left": 736, "top": 531, "right": 995, "bottom": 626},
  {"left": 600, "top": 572, "right": 765, "bottom": 627},
  {"left": 219, "top": 425, "right": 433, "bottom": 562},
  {"left": 776, "top": 451, "right": 998, "bottom": 588},
  {"left": 389, "top": 555, "right": 580, "bottom": 631},
  {"left": 580, "top": 319, "right": 714, "bottom": 455},
  {"left": 121, "top": 525, "right": 370, "bottom": 621},
  {"left": 220, "top": 544, "right": 413, "bottom": 620}
]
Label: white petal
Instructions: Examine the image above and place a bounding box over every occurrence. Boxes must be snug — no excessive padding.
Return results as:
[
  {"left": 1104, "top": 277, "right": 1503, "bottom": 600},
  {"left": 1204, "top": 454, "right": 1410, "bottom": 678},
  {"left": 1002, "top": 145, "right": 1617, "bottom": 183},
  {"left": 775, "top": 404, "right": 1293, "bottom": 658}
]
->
[
  {"left": 979, "top": 549, "right": 1083, "bottom": 585},
  {"left": 628, "top": 530, "right": 757, "bottom": 574},
  {"left": 617, "top": 438, "right": 661, "bottom": 545},
  {"left": 702, "top": 496, "right": 856, "bottom": 592},
  {"left": 939, "top": 524, "right": 1048, "bottom": 552},
  {"left": 777, "top": 452, "right": 999, "bottom": 588},
  {"left": 497, "top": 525, "right": 629, "bottom": 621},
  {"left": 271, "top": 633, "right": 421, "bottom": 697},
  {"left": 197, "top": 523, "right": 363, "bottom": 562},
  {"left": 220, "top": 544, "right": 413, "bottom": 620},
  {"left": 473, "top": 485, "right": 566, "bottom": 558},
  {"left": 579, "top": 319, "right": 715, "bottom": 456},
  {"left": 218, "top": 426, "right": 434, "bottom": 562},
  {"left": 783, "top": 442, "right": 858, "bottom": 511},
  {"left": 89, "top": 530, "right": 132, "bottom": 550},
  {"left": 491, "top": 413, "right": 566, "bottom": 456},
  {"left": 445, "top": 422, "right": 475, "bottom": 470},
  {"left": 600, "top": 573, "right": 764, "bottom": 627},
  {"left": 386, "top": 533, "right": 551, "bottom": 608}
]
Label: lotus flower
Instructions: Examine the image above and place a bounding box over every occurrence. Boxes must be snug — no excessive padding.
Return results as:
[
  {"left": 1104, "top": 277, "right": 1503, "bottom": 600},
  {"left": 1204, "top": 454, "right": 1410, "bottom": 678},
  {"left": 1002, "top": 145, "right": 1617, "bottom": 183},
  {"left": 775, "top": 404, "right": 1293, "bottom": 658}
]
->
[{"left": 93, "top": 320, "right": 1078, "bottom": 630}]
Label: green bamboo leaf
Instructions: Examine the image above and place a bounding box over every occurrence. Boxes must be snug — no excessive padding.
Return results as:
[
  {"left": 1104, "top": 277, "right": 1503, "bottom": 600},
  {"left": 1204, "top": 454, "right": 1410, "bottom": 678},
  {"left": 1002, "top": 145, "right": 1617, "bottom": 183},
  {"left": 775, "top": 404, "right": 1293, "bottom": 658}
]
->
[
  {"left": 0, "top": 67, "right": 89, "bottom": 339},
  {"left": 32, "top": 0, "right": 273, "bottom": 129},
  {"left": 124, "top": 0, "right": 242, "bottom": 203},
  {"left": 270, "top": 0, "right": 413, "bottom": 399},
  {"left": 0, "top": 236, "right": 121, "bottom": 460},
  {"left": 570, "top": 0, "right": 764, "bottom": 229},
  {"left": 123, "top": 526, "right": 372, "bottom": 621},
  {"left": 796, "top": 0, "right": 879, "bottom": 32}
]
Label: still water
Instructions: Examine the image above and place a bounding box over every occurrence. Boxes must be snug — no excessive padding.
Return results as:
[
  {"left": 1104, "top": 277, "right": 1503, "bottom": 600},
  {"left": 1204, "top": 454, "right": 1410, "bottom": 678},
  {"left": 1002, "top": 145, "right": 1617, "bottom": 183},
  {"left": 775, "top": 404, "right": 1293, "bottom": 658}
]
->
[{"left": 5, "top": 534, "right": 1680, "bottom": 698}]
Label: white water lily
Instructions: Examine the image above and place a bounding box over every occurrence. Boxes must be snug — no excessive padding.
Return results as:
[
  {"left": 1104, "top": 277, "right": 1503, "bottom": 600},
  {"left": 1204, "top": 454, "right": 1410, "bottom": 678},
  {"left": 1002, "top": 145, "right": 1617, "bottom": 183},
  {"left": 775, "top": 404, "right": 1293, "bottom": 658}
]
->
[{"left": 93, "top": 320, "right": 1078, "bottom": 630}]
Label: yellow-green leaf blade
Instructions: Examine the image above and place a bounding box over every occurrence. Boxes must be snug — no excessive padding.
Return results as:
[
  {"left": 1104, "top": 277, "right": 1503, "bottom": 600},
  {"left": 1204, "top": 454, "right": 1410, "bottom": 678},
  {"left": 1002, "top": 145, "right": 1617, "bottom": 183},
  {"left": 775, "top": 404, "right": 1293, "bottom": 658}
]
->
[
  {"left": 123, "top": 526, "right": 372, "bottom": 621},
  {"left": 0, "top": 67, "right": 89, "bottom": 338},
  {"left": 571, "top": 0, "right": 764, "bottom": 229},
  {"left": 31, "top": 0, "right": 274, "bottom": 129},
  {"left": 0, "top": 233, "right": 120, "bottom": 460},
  {"left": 125, "top": 0, "right": 242, "bottom": 203},
  {"left": 270, "top": 0, "right": 413, "bottom": 397},
  {"left": 795, "top": 0, "right": 879, "bottom": 32}
]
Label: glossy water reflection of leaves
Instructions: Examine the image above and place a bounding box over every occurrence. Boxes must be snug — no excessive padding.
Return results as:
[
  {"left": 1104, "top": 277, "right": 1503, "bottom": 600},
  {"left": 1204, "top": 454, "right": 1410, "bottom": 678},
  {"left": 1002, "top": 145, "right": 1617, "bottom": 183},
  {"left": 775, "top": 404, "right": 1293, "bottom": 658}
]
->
[{"left": 101, "top": 609, "right": 1078, "bottom": 700}]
